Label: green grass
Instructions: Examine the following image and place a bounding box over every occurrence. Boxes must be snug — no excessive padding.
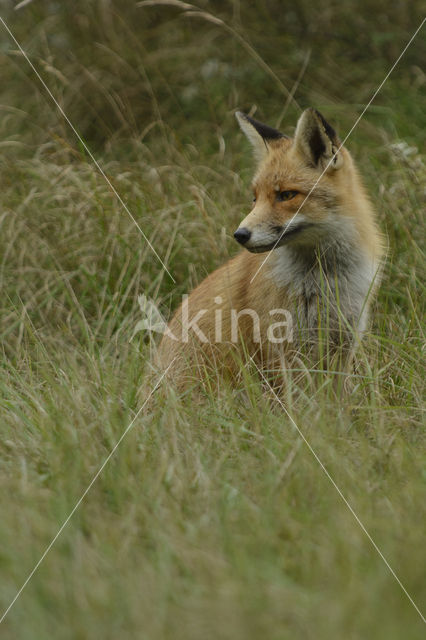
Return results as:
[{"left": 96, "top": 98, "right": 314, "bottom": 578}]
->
[{"left": 0, "top": 2, "right": 425, "bottom": 638}]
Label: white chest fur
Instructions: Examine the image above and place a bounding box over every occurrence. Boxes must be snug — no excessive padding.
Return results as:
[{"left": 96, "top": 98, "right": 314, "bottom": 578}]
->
[{"left": 267, "top": 233, "right": 379, "bottom": 342}]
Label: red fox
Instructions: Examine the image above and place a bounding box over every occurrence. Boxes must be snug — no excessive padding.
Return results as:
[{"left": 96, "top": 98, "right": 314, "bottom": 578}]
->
[{"left": 157, "top": 108, "right": 383, "bottom": 384}]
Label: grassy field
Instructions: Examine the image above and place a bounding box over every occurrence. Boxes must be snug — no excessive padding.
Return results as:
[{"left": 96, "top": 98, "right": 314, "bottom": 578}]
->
[{"left": 0, "top": 1, "right": 425, "bottom": 638}]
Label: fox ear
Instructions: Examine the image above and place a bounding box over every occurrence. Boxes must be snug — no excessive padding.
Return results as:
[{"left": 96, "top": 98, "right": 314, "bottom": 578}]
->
[
  {"left": 294, "top": 108, "right": 343, "bottom": 171},
  {"left": 235, "top": 111, "right": 285, "bottom": 162}
]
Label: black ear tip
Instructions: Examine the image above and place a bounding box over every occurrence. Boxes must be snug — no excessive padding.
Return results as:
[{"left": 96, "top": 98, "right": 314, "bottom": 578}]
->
[
  {"left": 312, "top": 108, "right": 338, "bottom": 143},
  {"left": 312, "top": 108, "right": 327, "bottom": 123},
  {"left": 237, "top": 113, "right": 285, "bottom": 141}
]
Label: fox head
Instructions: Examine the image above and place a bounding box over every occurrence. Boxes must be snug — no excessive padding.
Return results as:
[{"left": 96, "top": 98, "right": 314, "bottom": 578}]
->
[{"left": 234, "top": 108, "right": 355, "bottom": 253}]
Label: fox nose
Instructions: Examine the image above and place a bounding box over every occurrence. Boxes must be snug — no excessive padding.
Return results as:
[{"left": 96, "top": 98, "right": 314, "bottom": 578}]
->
[{"left": 234, "top": 227, "right": 251, "bottom": 245}]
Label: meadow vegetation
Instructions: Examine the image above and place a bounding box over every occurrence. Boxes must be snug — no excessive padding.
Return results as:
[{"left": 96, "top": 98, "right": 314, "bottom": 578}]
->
[{"left": 0, "top": 1, "right": 425, "bottom": 638}]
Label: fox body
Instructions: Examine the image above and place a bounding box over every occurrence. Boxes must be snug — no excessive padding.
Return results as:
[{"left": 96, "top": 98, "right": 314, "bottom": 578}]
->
[{"left": 158, "top": 108, "right": 383, "bottom": 382}]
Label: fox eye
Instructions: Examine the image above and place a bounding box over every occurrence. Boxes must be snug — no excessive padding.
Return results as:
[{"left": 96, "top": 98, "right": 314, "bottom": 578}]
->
[{"left": 276, "top": 190, "right": 298, "bottom": 202}]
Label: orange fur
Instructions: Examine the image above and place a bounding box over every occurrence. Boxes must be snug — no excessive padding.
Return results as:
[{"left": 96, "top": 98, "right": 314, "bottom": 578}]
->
[{"left": 157, "top": 109, "right": 383, "bottom": 386}]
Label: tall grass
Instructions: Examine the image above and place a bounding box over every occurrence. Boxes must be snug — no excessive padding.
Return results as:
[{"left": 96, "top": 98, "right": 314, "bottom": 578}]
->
[{"left": 0, "top": 1, "right": 425, "bottom": 638}]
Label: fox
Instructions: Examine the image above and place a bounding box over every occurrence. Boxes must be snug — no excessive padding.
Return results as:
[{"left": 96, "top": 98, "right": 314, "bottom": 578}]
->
[{"left": 157, "top": 107, "right": 383, "bottom": 386}]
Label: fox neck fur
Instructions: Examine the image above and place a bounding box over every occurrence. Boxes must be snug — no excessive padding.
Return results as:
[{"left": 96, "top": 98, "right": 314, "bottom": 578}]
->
[{"left": 266, "top": 217, "right": 380, "bottom": 342}]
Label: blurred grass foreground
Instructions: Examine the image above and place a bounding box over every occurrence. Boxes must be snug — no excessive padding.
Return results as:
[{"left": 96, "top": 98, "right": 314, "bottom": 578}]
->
[{"left": 0, "top": 1, "right": 425, "bottom": 638}]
